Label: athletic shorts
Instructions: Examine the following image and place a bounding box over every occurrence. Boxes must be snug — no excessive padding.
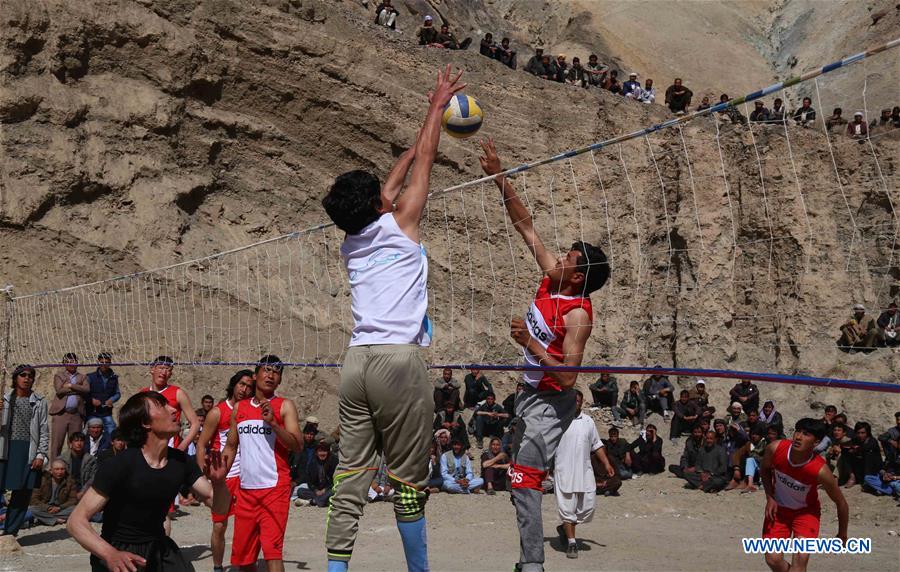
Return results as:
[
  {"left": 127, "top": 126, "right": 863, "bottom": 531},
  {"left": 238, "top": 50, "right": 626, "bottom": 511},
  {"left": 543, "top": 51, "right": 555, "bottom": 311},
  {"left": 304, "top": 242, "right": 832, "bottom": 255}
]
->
[
  {"left": 211, "top": 476, "right": 241, "bottom": 524},
  {"left": 762, "top": 508, "right": 821, "bottom": 539},
  {"left": 231, "top": 481, "right": 292, "bottom": 565},
  {"left": 556, "top": 489, "right": 595, "bottom": 524}
]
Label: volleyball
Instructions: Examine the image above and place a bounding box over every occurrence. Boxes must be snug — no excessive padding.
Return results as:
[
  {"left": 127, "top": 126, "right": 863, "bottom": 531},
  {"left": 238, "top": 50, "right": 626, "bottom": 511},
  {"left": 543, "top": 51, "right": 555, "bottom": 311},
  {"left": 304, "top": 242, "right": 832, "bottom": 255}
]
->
[{"left": 442, "top": 94, "right": 483, "bottom": 138}]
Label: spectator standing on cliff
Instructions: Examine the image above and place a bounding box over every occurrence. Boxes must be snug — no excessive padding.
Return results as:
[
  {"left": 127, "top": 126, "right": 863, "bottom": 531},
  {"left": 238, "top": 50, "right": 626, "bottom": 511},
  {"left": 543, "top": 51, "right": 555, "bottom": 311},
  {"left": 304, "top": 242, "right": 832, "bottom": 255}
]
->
[{"left": 664, "top": 78, "right": 693, "bottom": 114}]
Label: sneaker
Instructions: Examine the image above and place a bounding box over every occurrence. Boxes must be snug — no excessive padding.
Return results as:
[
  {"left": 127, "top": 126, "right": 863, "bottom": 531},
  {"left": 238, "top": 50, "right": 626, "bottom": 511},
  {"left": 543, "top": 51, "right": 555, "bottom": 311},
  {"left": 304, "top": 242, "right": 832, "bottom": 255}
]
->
[
  {"left": 566, "top": 542, "right": 578, "bottom": 559},
  {"left": 294, "top": 498, "right": 311, "bottom": 507},
  {"left": 486, "top": 488, "right": 496, "bottom": 496}
]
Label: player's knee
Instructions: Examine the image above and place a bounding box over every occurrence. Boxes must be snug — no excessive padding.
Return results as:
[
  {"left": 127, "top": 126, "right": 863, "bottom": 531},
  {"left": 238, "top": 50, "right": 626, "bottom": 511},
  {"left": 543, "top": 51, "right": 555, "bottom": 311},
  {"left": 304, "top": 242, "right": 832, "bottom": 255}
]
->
[
  {"left": 763, "top": 552, "right": 784, "bottom": 570},
  {"left": 791, "top": 553, "right": 810, "bottom": 571}
]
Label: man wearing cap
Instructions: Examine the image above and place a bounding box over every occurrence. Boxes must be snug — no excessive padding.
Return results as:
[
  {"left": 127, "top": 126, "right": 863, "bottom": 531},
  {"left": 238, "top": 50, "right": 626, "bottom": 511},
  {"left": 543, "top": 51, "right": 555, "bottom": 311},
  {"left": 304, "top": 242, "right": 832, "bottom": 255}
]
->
[
  {"left": 838, "top": 303, "right": 878, "bottom": 351},
  {"left": 49, "top": 353, "right": 90, "bottom": 461},
  {"left": 687, "top": 379, "right": 709, "bottom": 409},
  {"left": 305, "top": 415, "right": 334, "bottom": 447},
  {"left": 85, "top": 418, "right": 111, "bottom": 456},
  {"left": 622, "top": 73, "right": 640, "bottom": 97},
  {"left": 847, "top": 112, "right": 868, "bottom": 139},
  {"left": 729, "top": 379, "right": 760, "bottom": 415},
  {"left": 416, "top": 15, "right": 439, "bottom": 46},
  {"left": 726, "top": 402, "right": 747, "bottom": 427}
]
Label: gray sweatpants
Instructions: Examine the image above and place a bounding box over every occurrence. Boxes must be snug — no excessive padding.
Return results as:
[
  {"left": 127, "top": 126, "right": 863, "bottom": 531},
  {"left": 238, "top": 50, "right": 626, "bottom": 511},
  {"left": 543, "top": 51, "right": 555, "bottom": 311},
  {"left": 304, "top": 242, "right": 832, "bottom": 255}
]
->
[
  {"left": 325, "top": 344, "right": 434, "bottom": 563},
  {"left": 510, "top": 386, "right": 578, "bottom": 571}
]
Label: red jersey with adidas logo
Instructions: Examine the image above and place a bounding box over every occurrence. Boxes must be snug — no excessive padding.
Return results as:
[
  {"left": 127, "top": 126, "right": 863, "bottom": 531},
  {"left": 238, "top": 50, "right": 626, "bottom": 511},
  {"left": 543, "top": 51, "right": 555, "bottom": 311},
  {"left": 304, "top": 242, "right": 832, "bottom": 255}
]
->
[
  {"left": 141, "top": 384, "right": 183, "bottom": 447},
  {"left": 213, "top": 399, "right": 241, "bottom": 480},
  {"left": 234, "top": 397, "right": 290, "bottom": 489},
  {"left": 522, "top": 276, "right": 593, "bottom": 391},
  {"left": 771, "top": 439, "right": 825, "bottom": 514}
]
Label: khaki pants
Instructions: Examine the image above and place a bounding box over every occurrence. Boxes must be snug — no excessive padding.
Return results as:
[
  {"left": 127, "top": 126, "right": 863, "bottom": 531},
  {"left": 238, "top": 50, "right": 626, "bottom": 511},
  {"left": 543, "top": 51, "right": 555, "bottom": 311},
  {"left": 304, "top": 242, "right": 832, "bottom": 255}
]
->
[
  {"left": 51, "top": 411, "right": 83, "bottom": 461},
  {"left": 325, "top": 344, "right": 433, "bottom": 563}
]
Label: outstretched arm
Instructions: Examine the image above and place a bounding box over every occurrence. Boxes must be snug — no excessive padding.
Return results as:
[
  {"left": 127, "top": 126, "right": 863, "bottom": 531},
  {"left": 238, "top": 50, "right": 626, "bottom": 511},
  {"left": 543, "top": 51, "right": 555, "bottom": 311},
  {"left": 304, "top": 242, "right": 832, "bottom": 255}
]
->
[
  {"left": 176, "top": 389, "right": 200, "bottom": 452},
  {"left": 393, "top": 66, "right": 466, "bottom": 242},
  {"left": 819, "top": 465, "right": 849, "bottom": 542},
  {"left": 479, "top": 138, "right": 556, "bottom": 272},
  {"left": 380, "top": 130, "right": 422, "bottom": 206},
  {"left": 511, "top": 307, "right": 591, "bottom": 389}
]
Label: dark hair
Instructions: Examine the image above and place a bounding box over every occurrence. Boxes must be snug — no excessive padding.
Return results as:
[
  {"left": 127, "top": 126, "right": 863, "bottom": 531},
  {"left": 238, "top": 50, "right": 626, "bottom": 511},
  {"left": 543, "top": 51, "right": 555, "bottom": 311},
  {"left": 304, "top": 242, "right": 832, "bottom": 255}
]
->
[
  {"left": 110, "top": 429, "right": 124, "bottom": 442},
  {"left": 255, "top": 354, "right": 284, "bottom": 374},
  {"left": 645, "top": 424, "right": 657, "bottom": 431},
  {"left": 303, "top": 423, "right": 317, "bottom": 435},
  {"left": 11, "top": 364, "right": 35, "bottom": 380},
  {"left": 747, "top": 409, "right": 759, "bottom": 416},
  {"left": 750, "top": 427, "right": 765, "bottom": 437},
  {"left": 450, "top": 438, "right": 464, "bottom": 447},
  {"left": 853, "top": 421, "right": 871, "bottom": 437},
  {"left": 97, "top": 352, "right": 112, "bottom": 361},
  {"left": 833, "top": 107, "right": 842, "bottom": 114},
  {"left": 774, "top": 97, "right": 783, "bottom": 104},
  {"left": 501, "top": 37, "right": 509, "bottom": 43},
  {"left": 802, "top": 97, "right": 811, "bottom": 103},
  {"left": 63, "top": 353, "right": 78, "bottom": 362},
  {"left": 589, "top": 53, "right": 597, "bottom": 59},
  {"left": 485, "top": 392, "right": 496, "bottom": 399},
  {"left": 316, "top": 168, "right": 375, "bottom": 233},
  {"left": 119, "top": 392, "right": 168, "bottom": 448},
  {"left": 69, "top": 431, "right": 86, "bottom": 443},
  {"left": 152, "top": 355, "right": 174, "bottom": 366},
  {"left": 570, "top": 241, "right": 610, "bottom": 294},
  {"left": 834, "top": 413, "right": 847, "bottom": 423},
  {"left": 608, "top": 427, "right": 619, "bottom": 436},
  {"left": 201, "top": 394, "right": 214, "bottom": 402},
  {"left": 226, "top": 369, "right": 254, "bottom": 399},
  {"left": 195, "top": 408, "right": 207, "bottom": 418},
  {"left": 794, "top": 418, "right": 827, "bottom": 441},
  {"left": 824, "top": 405, "right": 837, "bottom": 413},
  {"left": 680, "top": 389, "right": 690, "bottom": 397},
  {"left": 574, "top": 389, "right": 583, "bottom": 400},
  {"left": 895, "top": 411, "right": 900, "bottom": 418},
  {"left": 720, "top": 93, "right": 729, "bottom": 101}
]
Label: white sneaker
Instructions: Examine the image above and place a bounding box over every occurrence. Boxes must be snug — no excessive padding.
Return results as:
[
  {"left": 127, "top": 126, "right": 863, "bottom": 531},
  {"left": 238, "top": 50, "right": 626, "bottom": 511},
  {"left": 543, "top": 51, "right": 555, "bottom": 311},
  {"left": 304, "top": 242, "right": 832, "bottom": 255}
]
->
[{"left": 294, "top": 498, "right": 311, "bottom": 507}]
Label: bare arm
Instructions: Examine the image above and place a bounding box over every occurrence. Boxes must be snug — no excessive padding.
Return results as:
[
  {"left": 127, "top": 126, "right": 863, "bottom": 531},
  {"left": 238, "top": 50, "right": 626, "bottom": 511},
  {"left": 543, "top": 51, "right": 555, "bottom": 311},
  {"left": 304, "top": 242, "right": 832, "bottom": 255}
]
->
[
  {"left": 222, "top": 406, "right": 239, "bottom": 475},
  {"left": 176, "top": 389, "right": 200, "bottom": 452},
  {"left": 511, "top": 308, "right": 592, "bottom": 390},
  {"left": 272, "top": 399, "right": 302, "bottom": 452},
  {"left": 593, "top": 446, "right": 615, "bottom": 476},
  {"left": 195, "top": 405, "right": 221, "bottom": 472},
  {"left": 819, "top": 465, "right": 849, "bottom": 542},
  {"left": 190, "top": 450, "right": 231, "bottom": 516},
  {"left": 479, "top": 138, "right": 556, "bottom": 272},
  {"left": 393, "top": 66, "right": 465, "bottom": 242},
  {"left": 380, "top": 131, "right": 422, "bottom": 206},
  {"left": 68, "top": 489, "right": 146, "bottom": 571}
]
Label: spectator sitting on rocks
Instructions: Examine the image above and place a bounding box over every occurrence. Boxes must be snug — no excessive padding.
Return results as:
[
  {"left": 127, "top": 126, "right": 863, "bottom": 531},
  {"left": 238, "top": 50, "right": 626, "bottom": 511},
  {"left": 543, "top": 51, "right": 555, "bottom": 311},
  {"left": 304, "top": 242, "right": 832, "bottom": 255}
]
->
[
  {"left": 717, "top": 93, "right": 746, "bottom": 124},
  {"left": 877, "top": 302, "right": 900, "bottom": 347},
  {"left": 603, "top": 427, "right": 633, "bottom": 479},
  {"left": 566, "top": 57, "right": 587, "bottom": 87},
  {"left": 687, "top": 379, "right": 709, "bottom": 409},
  {"left": 700, "top": 406, "right": 716, "bottom": 426},
  {"left": 669, "top": 424, "right": 704, "bottom": 478},
  {"left": 847, "top": 111, "right": 868, "bottom": 139},
  {"left": 585, "top": 54, "right": 608, "bottom": 87},
  {"left": 733, "top": 427, "right": 767, "bottom": 492},
  {"left": 877, "top": 411, "right": 900, "bottom": 463},
  {"left": 441, "top": 438, "right": 483, "bottom": 493},
  {"left": 793, "top": 97, "right": 816, "bottom": 126},
  {"left": 435, "top": 24, "right": 471, "bottom": 50},
  {"left": 367, "top": 460, "right": 394, "bottom": 502},
  {"left": 864, "top": 418, "right": 900, "bottom": 498},
  {"left": 496, "top": 38, "right": 516, "bottom": 69},
  {"left": 643, "top": 370, "right": 674, "bottom": 420},
  {"left": 296, "top": 442, "right": 337, "bottom": 507},
  {"left": 289, "top": 425, "right": 318, "bottom": 498},
  {"left": 433, "top": 367, "right": 461, "bottom": 412},
  {"left": 838, "top": 303, "right": 878, "bottom": 352},
  {"left": 824, "top": 423, "right": 851, "bottom": 477},
  {"left": 534, "top": 54, "right": 556, "bottom": 81},
  {"left": 85, "top": 417, "right": 111, "bottom": 456},
  {"left": 434, "top": 429, "right": 451, "bottom": 454},
  {"left": 588, "top": 372, "right": 618, "bottom": 409},
  {"left": 664, "top": 78, "right": 693, "bottom": 114},
  {"left": 630, "top": 424, "right": 665, "bottom": 474},
  {"left": 416, "top": 15, "right": 440, "bottom": 46},
  {"left": 95, "top": 429, "right": 126, "bottom": 466},
  {"left": 726, "top": 402, "right": 747, "bottom": 427},
  {"left": 713, "top": 418, "right": 727, "bottom": 445},
  {"left": 474, "top": 393, "right": 508, "bottom": 447},
  {"left": 614, "top": 380, "right": 646, "bottom": 427},
  {"left": 481, "top": 437, "right": 509, "bottom": 495},
  {"left": 742, "top": 409, "right": 766, "bottom": 436},
  {"left": 427, "top": 441, "right": 444, "bottom": 493},
  {"left": 670, "top": 389, "right": 700, "bottom": 443},
  {"left": 759, "top": 400, "right": 783, "bottom": 436},
  {"left": 729, "top": 378, "right": 760, "bottom": 413},
  {"left": 825, "top": 107, "right": 847, "bottom": 132},
  {"left": 765, "top": 425, "right": 781, "bottom": 447},
  {"left": 697, "top": 95, "right": 711, "bottom": 111},
  {"left": 892, "top": 106, "right": 900, "bottom": 127},
  {"left": 524, "top": 47, "right": 545, "bottom": 76},
  {"left": 683, "top": 430, "right": 728, "bottom": 493},
  {"left": 463, "top": 368, "right": 493, "bottom": 409},
  {"left": 433, "top": 401, "right": 469, "bottom": 448},
  {"left": 820, "top": 404, "right": 837, "bottom": 434},
  {"left": 840, "top": 422, "right": 883, "bottom": 488},
  {"left": 749, "top": 100, "right": 770, "bottom": 123},
  {"left": 59, "top": 432, "right": 97, "bottom": 499},
  {"left": 503, "top": 382, "right": 523, "bottom": 422},
  {"left": 622, "top": 72, "right": 641, "bottom": 97},
  {"left": 29, "top": 460, "right": 78, "bottom": 526},
  {"left": 870, "top": 108, "right": 892, "bottom": 131},
  {"left": 479, "top": 33, "right": 497, "bottom": 58},
  {"left": 637, "top": 79, "right": 656, "bottom": 104},
  {"left": 553, "top": 54, "right": 568, "bottom": 83},
  {"left": 605, "top": 70, "right": 621, "bottom": 94},
  {"left": 769, "top": 98, "right": 786, "bottom": 123},
  {"left": 374, "top": 0, "right": 399, "bottom": 30}
]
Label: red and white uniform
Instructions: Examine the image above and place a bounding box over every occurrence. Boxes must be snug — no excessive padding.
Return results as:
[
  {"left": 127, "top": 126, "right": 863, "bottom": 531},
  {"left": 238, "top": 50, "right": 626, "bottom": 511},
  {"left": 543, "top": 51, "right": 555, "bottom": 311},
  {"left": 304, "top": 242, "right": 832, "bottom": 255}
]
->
[
  {"left": 522, "top": 276, "right": 593, "bottom": 391},
  {"left": 231, "top": 396, "right": 292, "bottom": 566},
  {"left": 763, "top": 439, "right": 825, "bottom": 539},
  {"left": 141, "top": 384, "right": 183, "bottom": 448},
  {"left": 211, "top": 399, "right": 240, "bottom": 523}
]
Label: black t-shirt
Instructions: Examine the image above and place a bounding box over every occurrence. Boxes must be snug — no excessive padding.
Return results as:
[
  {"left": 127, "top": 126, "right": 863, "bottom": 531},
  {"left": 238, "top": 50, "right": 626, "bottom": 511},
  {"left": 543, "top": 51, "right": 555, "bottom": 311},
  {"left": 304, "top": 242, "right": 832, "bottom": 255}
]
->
[{"left": 92, "top": 447, "right": 202, "bottom": 544}]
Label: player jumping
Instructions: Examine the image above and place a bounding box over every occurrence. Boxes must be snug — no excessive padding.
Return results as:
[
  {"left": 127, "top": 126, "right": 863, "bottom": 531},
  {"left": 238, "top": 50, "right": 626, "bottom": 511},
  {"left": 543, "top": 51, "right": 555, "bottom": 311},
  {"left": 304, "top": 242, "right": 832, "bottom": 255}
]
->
[
  {"left": 479, "top": 139, "right": 610, "bottom": 572},
  {"left": 759, "top": 418, "right": 849, "bottom": 572},
  {"left": 321, "top": 65, "right": 465, "bottom": 572},
  {"left": 196, "top": 369, "right": 255, "bottom": 572}
]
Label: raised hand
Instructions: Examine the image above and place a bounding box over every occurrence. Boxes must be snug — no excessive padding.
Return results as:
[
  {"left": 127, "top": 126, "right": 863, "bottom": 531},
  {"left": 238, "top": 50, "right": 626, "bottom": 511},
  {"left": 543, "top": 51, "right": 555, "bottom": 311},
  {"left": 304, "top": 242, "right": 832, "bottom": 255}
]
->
[
  {"left": 510, "top": 318, "right": 531, "bottom": 348},
  {"left": 205, "top": 449, "right": 227, "bottom": 483},
  {"left": 479, "top": 138, "right": 502, "bottom": 175},
  {"left": 427, "top": 64, "right": 465, "bottom": 110}
]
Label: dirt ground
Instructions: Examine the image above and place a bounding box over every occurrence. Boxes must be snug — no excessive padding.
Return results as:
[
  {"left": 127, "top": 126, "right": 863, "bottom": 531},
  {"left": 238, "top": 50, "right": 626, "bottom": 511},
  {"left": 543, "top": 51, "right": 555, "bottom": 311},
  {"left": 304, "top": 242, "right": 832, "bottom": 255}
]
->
[{"left": 5, "top": 471, "right": 898, "bottom": 572}]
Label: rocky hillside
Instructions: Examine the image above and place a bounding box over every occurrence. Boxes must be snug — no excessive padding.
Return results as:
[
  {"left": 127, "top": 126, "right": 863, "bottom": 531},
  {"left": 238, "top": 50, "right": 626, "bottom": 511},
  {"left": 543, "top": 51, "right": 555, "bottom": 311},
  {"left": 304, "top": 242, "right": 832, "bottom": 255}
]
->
[{"left": 0, "top": 0, "right": 897, "bottom": 426}]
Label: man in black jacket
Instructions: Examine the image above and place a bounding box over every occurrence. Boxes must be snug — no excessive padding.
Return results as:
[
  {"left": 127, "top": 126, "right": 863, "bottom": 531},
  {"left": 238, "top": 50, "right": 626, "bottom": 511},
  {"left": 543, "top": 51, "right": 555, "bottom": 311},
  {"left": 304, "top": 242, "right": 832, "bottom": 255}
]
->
[
  {"left": 683, "top": 430, "right": 728, "bottom": 492},
  {"left": 86, "top": 352, "right": 121, "bottom": 437}
]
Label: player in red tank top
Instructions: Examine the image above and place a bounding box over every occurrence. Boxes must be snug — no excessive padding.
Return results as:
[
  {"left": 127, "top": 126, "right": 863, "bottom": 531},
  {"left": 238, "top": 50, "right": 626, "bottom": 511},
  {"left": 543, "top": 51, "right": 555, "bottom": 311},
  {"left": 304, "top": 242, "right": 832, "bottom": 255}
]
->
[
  {"left": 196, "top": 369, "right": 255, "bottom": 572},
  {"left": 480, "top": 140, "right": 611, "bottom": 569},
  {"left": 223, "top": 355, "right": 301, "bottom": 572},
  {"left": 760, "top": 417, "right": 849, "bottom": 572}
]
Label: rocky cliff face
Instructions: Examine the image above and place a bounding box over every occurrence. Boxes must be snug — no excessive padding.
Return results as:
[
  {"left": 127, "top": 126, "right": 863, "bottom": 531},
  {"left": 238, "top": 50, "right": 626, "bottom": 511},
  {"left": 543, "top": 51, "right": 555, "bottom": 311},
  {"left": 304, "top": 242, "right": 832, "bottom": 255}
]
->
[{"left": 1, "top": 0, "right": 897, "bottom": 425}]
